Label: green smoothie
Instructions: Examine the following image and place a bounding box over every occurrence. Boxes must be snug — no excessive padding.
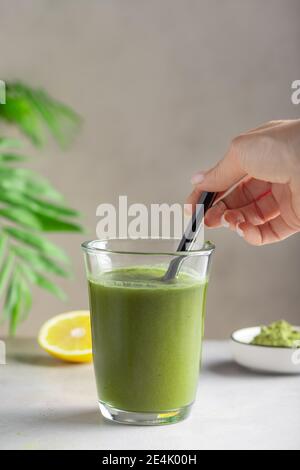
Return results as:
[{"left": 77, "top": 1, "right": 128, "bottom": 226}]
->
[{"left": 88, "top": 266, "right": 208, "bottom": 413}]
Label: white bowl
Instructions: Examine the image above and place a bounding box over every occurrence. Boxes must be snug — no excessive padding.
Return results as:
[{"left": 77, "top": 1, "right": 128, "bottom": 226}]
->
[{"left": 231, "top": 327, "right": 300, "bottom": 374}]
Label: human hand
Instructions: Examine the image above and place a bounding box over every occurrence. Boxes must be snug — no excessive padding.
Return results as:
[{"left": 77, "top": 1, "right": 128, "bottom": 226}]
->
[{"left": 187, "top": 120, "right": 300, "bottom": 245}]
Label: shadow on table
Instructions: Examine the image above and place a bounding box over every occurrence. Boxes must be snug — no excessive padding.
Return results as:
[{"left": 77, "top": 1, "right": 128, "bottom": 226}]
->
[
  {"left": 2, "top": 407, "right": 115, "bottom": 429},
  {"left": 203, "top": 360, "right": 251, "bottom": 377},
  {"left": 204, "top": 359, "right": 289, "bottom": 378},
  {"left": 10, "top": 353, "right": 80, "bottom": 368},
  {"left": 6, "top": 338, "right": 80, "bottom": 368},
  {"left": 40, "top": 408, "right": 114, "bottom": 428}
]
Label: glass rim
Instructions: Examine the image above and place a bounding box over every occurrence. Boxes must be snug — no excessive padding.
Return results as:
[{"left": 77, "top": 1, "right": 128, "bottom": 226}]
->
[{"left": 81, "top": 238, "right": 215, "bottom": 257}]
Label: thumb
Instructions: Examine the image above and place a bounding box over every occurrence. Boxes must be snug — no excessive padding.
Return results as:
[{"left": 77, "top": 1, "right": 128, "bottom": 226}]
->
[{"left": 191, "top": 142, "right": 246, "bottom": 192}]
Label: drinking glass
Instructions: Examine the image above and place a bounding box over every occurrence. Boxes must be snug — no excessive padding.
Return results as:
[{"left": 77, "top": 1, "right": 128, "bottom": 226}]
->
[{"left": 82, "top": 238, "right": 214, "bottom": 425}]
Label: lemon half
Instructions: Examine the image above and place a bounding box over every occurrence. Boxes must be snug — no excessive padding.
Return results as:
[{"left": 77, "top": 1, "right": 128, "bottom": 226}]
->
[{"left": 38, "top": 310, "right": 92, "bottom": 363}]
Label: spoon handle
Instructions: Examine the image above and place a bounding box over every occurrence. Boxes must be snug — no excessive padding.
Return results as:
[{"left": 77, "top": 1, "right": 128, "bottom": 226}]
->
[
  {"left": 178, "top": 191, "right": 217, "bottom": 252},
  {"left": 162, "top": 191, "right": 217, "bottom": 281}
]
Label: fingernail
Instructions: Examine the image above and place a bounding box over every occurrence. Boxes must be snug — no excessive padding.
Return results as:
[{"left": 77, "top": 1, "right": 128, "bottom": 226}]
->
[
  {"left": 221, "top": 214, "right": 230, "bottom": 228},
  {"left": 236, "top": 223, "right": 244, "bottom": 237},
  {"left": 191, "top": 172, "right": 205, "bottom": 185}
]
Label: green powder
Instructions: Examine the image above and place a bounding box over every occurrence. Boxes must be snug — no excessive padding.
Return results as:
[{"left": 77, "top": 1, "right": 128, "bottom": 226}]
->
[{"left": 251, "top": 320, "right": 300, "bottom": 347}]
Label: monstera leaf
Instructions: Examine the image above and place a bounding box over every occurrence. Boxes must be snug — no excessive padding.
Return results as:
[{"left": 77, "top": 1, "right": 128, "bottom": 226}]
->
[{"left": 0, "top": 83, "right": 83, "bottom": 334}]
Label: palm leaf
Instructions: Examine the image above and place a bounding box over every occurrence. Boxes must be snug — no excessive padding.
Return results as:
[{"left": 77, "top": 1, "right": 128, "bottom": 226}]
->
[
  {"left": 12, "top": 245, "right": 71, "bottom": 278},
  {"left": 31, "top": 273, "right": 67, "bottom": 301},
  {"left": 4, "top": 226, "right": 69, "bottom": 263},
  {"left": 0, "top": 138, "right": 22, "bottom": 149},
  {"left": 0, "top": 232, "right": 7, "bottom": 262},
  {"left": 8, "top": 274, "right": 23, "bottom": 335},
  {"left": 0, "top": 167, "right": 64, "bottom": 201},
  {"left": 0, "top": 82, "right": 82, "bottom": 148},
  {"left": 0, "top": 206, "right": 82, "bottom": 232},
  {"left": 25, "top": 195, "right": 80, "bottom": 218},
  {"left": 2, "top": 268, "right": 32, "bottom": 335},
  {"left": 0, "top": 85, "right": 83, "bottom": 334},
  {"left": 0, "top": 207, "right": 42, "bottom": 230},
  {"left": 17, "top": 262, "right": 66, "bottom": 301},
  {"left": 0, "top": 190, "right": 79, "bottom": 219},
  {"left": 0, "top": 253, "right": 14, "bottom": 299},
  {"left": 2, "top": 272, "right": 19, "bottom": 324},
  {"left": 0, "top": 174, "right": 64, "bottom": 202},
  {"left": 0, "top": 153, "right": 28, "bottom": 163},
  {"left": 19, "top": 276, "right": 32, "bottom": 322}
]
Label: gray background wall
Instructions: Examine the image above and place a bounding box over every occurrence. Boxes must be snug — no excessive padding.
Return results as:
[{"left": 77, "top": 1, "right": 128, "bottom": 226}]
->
[{"left": 0, "top": 0, "right": 299, "bottom": 338}]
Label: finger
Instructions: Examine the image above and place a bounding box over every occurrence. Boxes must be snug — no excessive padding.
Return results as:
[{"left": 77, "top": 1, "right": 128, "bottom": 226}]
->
[
  {"left": 205, "top": 180, "right": 275, "bottom": 228},
  {"left": 237, "top": 216, "right": 298, "bottom": 246},
  {"left": 192, "top": 124, "right": 293, "bottom": 194},
  {"left": 244, "top": 120, "right": 283, "bottom": 135},
  {"left": 222, "top": 191, "right": 280, "bottom": 228},
  {"left": 220, "top": 178, "right": 272, "bottom": 210},
  {"left": 191, "top": 143, "right": 246, "bottom": 192},
  {"left": 204, "top": 200, "right": 228, "bottom": 228},
  {"left": 188, "top": 175, "right": 268, "bottom": 219}
]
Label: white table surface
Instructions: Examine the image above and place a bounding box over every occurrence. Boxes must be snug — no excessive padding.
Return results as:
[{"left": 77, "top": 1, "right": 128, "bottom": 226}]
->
[{"left": 0, "top": 338, "right": 299, "bottom": 450}]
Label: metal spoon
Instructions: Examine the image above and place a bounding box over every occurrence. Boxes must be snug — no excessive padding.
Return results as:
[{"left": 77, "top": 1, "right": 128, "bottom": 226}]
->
[
  {"left": 161, "top": 191, "right": 217, "bottom": 281},
  {"left": 161, "top": 175, "right": 247, "bottom": 281}
]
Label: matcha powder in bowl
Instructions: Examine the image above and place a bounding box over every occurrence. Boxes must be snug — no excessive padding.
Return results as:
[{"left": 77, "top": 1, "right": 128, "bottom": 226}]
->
[{"left": 251, "top": 320, "right": 300, "bottom": 348}]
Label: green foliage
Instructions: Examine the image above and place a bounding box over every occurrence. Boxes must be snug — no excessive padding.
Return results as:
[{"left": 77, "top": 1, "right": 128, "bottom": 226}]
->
[
  {"left": 0, "top": 82, "right": 82, "bottom": 148},
  {"left": 0, "top": 82, "right": 83, "bottom": 334}
]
